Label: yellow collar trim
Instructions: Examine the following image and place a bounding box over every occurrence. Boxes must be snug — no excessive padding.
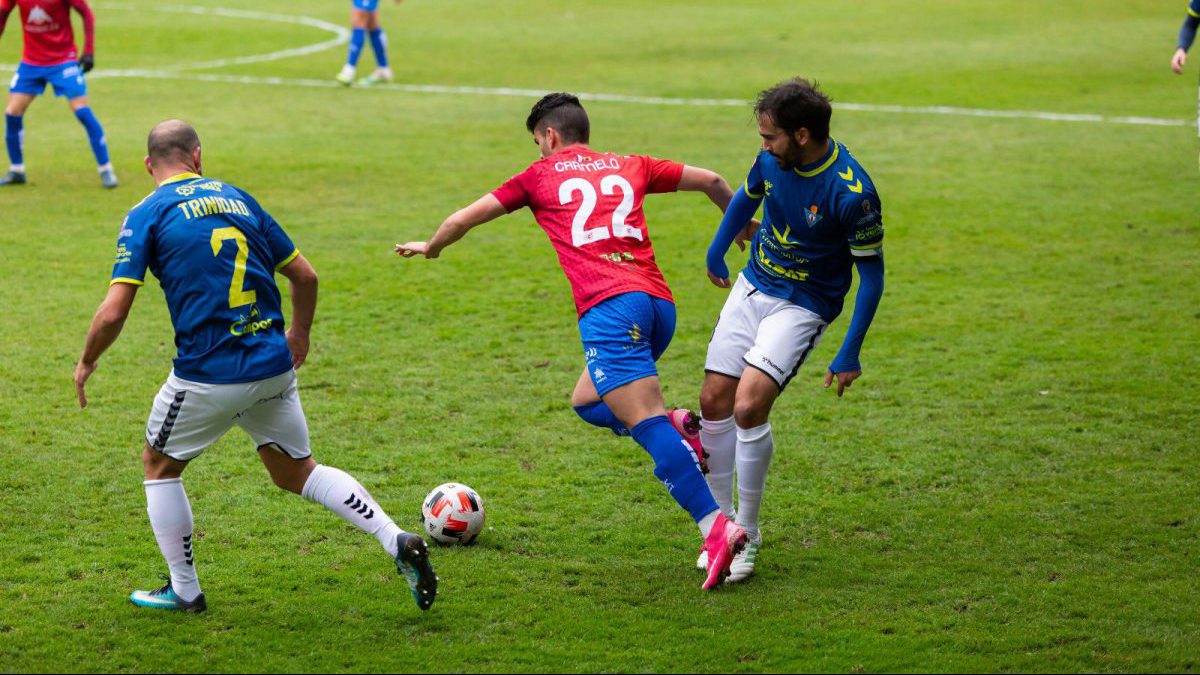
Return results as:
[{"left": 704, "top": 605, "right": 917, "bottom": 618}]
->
[
  {"left": 794, "top": 140, "right": 839, "bottom": 178},
  {"left": 161, "top": 172, "right": 202, "bottom": 186}
]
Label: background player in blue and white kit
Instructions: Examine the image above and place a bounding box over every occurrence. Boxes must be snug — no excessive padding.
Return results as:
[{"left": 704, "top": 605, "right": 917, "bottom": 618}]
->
[
  {"left": 698, "top": 79, "right": 886, "bottom": 582},
  {"left": 336, "top": 0, "right": 402, "bottom": 87},
  {"left": 73, "top": 120, "right": 436, "bottom": 612}
]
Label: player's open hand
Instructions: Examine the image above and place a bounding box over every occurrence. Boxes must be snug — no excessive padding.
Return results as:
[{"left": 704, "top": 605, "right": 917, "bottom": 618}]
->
[
  {"left": 735, "top": 218, "right": 761, "bottom": 252},
  {"left": 287, "top": 328, "right": 309, "bottom": 370},
  {"left": 74, "top": 359, "right": 97, "bottom": 408},
  {"left": 824, "top": 368, "right": 861, "bottom": 397},
  {"left": 707, "top": 269, "right": 732, "bottom": 288},
  {"left": 395, "top": 241, "right": 433, "bottom": 258},
  {"left": 1172, "top": 48, "right": 1188, "bottom": 74}
]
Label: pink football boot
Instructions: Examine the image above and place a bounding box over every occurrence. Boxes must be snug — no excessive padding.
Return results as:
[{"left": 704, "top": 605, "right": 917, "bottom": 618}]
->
[
  {"left": 668, "top": 408, "right": 709, "bottom": 474},
  {"left": 701, "top": 513, "right": 747, "bottom": 590}
]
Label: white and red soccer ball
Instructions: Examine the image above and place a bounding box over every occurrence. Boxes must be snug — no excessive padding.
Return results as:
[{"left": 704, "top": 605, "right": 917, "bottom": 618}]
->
[{"left": 421, "top": 483, "right": 485, "bottom": 545}]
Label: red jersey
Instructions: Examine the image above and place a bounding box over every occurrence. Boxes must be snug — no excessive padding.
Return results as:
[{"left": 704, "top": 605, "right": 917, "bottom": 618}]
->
[
  {"left": 0, "top": 0, "right": 94, "bottom": 66},
  {"left": 491, "top": 146, "right": 684, "bottom": 317}
]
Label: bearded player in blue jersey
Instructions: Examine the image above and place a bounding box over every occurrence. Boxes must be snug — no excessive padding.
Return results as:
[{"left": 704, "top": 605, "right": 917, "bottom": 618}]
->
[
  {"left": 74, "top": 120, "right": 437, "bottom": 613},
  {"left": 697, "top": 79, "right": 885, "bottom": 582}
]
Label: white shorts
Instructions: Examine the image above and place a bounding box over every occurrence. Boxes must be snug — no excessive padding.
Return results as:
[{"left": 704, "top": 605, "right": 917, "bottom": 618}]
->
[
  {"left": 145, "top": 369, "right": 311, "bottom": 462},
  {"left": 704, "top": 273, "right": 829, "bottom": 390}
]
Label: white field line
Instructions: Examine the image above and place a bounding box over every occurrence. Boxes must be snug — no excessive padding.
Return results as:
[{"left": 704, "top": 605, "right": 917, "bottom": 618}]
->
[
  {"left": 0, "top": 4, "right": 1188, "bottom": 129},
  {"left": 83, "top": 71, "right": 1195, "bottom": 129}
]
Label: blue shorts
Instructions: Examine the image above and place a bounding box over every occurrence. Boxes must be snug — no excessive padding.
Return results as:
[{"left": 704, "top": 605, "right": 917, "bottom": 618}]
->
[
  {"left": 352, "top": 0, "right": 379, "bottom": 10},
  {"left": 9, "top": 61, "right": 87, "bottom": 99},
  {"left": 578, "top": 292, "right": 676, "bottom": 397}
]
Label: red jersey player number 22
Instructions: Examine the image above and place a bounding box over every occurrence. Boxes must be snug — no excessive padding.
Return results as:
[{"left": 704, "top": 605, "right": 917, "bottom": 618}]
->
[{"left": 491, "top": 148, "right": 684, "bottom": 316}]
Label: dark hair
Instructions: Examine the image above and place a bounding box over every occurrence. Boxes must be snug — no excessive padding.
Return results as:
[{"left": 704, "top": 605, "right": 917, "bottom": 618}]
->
[
  {"left": 147, "top": 120, "right": 201, "bottom": 165},
  {"left": 754, "top": 78, "right": 832, "bottom": 142},
  {"left": 525, "top": 92, "right": 590, "bottom": 144}
]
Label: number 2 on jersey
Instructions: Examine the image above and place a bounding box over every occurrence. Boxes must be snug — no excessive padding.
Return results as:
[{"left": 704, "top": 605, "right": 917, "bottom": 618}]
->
[
  {"left": 210, "top": 226, "right": 257, "bottom": 308},
  {"left": 559, "top": 175, "right": 644, "bottom": 248}
]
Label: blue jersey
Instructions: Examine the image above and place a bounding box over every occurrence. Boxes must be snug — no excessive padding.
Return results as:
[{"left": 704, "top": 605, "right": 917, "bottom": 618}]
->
[
  {"left": 111, "top": 173, "right": 299, "bottom": 384},
  {"left": 739, "top": 140, "right": 884, "bottom": 321},
  {"left": 1191, "top": 0, "right": 1200, "bottom": 18}
]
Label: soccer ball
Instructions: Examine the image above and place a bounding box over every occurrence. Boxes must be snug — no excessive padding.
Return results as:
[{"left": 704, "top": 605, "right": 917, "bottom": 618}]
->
[{"left": 421, "top": 483, "right": 486, "bottom": 545}]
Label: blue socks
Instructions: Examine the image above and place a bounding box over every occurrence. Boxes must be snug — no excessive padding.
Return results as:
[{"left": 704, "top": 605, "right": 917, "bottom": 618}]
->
[
  {"left": 574, "top": 401, "right": 630, "bottom": 436},
  {"left": 73, "top": 107, "right": 109, "bottom": 166},
  {"left": 5, "top": 114, "right": 23, "bottom": 167},
  {"left": 347, "top": 28, "right": 366, "bottom": 67},
  {"left": 368, "top": 29, "right": 388, "bottom": 68},
  {"left": 630, "top": 416, "right": 719, "bottom": 523}
]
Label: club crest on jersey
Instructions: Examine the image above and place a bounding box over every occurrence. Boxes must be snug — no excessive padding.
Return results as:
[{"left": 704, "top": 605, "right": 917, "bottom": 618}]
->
[
  {"left": 26, "top": 6, "right": 52, "bottom": 25},
  {"left": 175, "top": 180, "right": 224, "bottom": 197},
  {"left": 804, "top": 205, "right": 822, "bottom": 227}
]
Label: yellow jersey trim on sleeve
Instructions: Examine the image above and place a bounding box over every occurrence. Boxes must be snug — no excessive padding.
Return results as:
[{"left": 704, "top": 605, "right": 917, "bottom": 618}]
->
[
  {"left": 110, "top": 277, "right": 145, "bottom": 287},
  {"left": 160, "top": 172, "right": 202, "bottom": 186},
  {"left": 274, "top": 249, "right": 300, "bottom": 271},
  {"left": 1190, "top": 7, "right": 1200, "bottom": 17},
  {"left": 743, "top": 183, "right": 763, "bottom": 199}
]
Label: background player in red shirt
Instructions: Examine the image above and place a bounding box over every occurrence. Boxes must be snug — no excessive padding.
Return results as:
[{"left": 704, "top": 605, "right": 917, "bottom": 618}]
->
[
  {"left": 396, "top": 93, "right": 750, "bottom": 589},
  {"left": 0, "top": 0, "right": 116, "bottom": 187}
]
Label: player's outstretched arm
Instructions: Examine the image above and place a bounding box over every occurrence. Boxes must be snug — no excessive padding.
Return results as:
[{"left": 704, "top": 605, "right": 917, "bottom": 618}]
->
[
  {"left": 824, "top": 256, "right": 884, "bottom": 397},
  {"left": 395, "top": 194, "right": 507, "bottom": 259},
  {"left": 705, "top": 187, "right": 763, "bottom": 288},
  {"left": 278, "top": 253, "right": 317, "bottom": 370},
  {"left": 75, "top": 282, "right": 139, "bottom": 408},
  {"left": 677, "top": 166, "right": 735, "bottom": 212}
]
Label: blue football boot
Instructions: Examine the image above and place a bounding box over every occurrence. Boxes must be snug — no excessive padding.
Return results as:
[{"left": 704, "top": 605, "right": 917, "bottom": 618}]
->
[{"left": 130, "top": 575, "right": 207, "bottom": 613}]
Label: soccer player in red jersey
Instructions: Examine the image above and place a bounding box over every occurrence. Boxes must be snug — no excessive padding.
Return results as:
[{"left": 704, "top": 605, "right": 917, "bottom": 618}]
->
[
  {"left": 0, "top": 0, "right": 116, "bottom": 187},
  {"left": 396, "top": 93, "right": 750, "bottom": 589}
]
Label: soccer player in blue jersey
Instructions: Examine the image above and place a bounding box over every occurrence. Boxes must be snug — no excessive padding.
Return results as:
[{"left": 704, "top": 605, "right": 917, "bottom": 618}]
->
[
  {"left": 74, "top": 120, "right": 436, "bottom": 613},
  {"left": 698, "top": 79, "right": 885, "bottom": 582},
  {"left": 336, "top": 0, "right": 402, "bottom": 87}
]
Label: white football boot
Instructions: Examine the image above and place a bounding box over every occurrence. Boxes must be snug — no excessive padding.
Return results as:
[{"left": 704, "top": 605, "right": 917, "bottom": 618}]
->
[
  {"left": 336, "top": 64, "right": 356, "bottom": 86},
  {"left": 726, "top": 532, "right": 761, "bottom": 583},
  {"left": 358, "top": 67, "right": 393, "bottom": 87}
]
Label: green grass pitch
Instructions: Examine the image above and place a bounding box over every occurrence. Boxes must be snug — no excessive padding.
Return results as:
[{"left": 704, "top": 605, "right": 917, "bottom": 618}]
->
[{"left": 0, "top": 0, "right": 1197, "bottom": 671}]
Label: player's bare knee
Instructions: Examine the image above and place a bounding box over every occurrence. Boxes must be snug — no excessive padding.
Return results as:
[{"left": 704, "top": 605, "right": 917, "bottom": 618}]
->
[
  {"left": 700, "top": 386, "right": 733, "bottom": 421},
  {"left": 733, "top": 397, "right": 771, "bottom": 429},
  {"left": 142, "top": 444, "right": 184, "bottom": 480},
  {"left": 700, "top": 374, "right": 737, "bottom": 420},
  {"left": 260, "top": 447, "right": 315, "bottom": 494}
]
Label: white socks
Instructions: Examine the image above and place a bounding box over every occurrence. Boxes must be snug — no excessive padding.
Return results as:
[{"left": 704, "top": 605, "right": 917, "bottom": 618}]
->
[
  {"left": 700, "top": 416, "right": 737, "bottom": 519},
  {"left": 301, "top": 464, "right": 403, "bottom": 558},
  {"left": 144, "top": 478, "right": 201, "bottom": 602},
  {"left": 735, "top": 422, "right": 774, "bottom": 541}
]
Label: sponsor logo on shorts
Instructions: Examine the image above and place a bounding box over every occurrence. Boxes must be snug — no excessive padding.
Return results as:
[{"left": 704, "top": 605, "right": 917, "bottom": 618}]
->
[
  {"left": 593, "top": 367, "right": 606, "bottom": 383},
  {"left": 757, "top": 354, "right": 786, "bottom": 376}
]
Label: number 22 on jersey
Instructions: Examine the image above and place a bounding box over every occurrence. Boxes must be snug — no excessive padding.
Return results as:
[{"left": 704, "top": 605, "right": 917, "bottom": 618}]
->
[
  {"left": 210, "top": 226, "right": 257, "bottom": 309},
  {"left": 559, "top": 175, "right": 644, "bottom": 248}
]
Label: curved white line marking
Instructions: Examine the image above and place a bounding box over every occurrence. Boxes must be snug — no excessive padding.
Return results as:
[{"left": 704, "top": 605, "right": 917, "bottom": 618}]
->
[{"left": 0, "top": 3, "right": 348, "bottom": 76}]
